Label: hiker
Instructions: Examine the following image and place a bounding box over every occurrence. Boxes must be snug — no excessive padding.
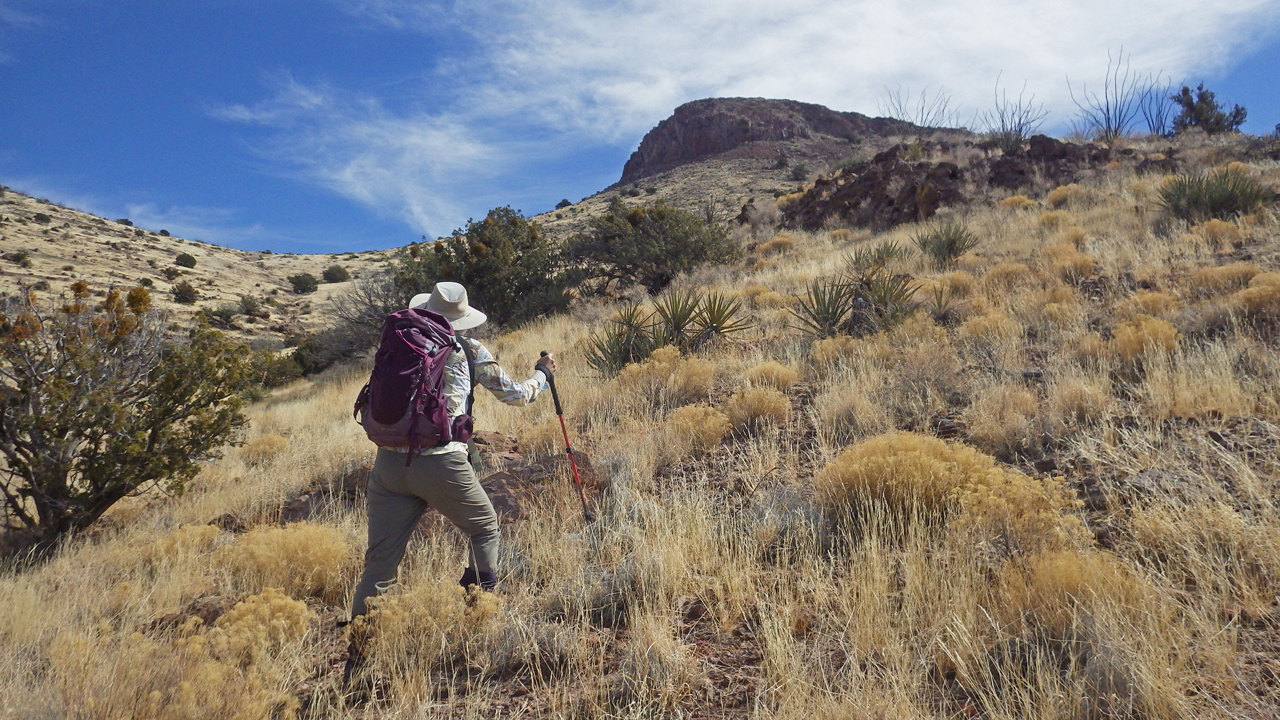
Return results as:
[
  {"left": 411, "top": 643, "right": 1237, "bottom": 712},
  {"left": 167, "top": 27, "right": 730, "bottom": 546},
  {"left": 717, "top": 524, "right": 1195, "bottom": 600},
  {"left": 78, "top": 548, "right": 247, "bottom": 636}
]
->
[{"left": 349, "top": 281, "right": 555, "bottom": 621}]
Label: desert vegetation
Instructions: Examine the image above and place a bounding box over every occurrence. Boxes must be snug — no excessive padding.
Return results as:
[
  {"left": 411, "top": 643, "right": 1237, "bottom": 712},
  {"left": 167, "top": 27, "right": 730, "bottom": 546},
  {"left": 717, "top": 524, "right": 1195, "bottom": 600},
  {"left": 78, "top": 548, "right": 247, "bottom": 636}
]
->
[{"left": 2, "top": 126, "right": 1280, "bottom": 720}]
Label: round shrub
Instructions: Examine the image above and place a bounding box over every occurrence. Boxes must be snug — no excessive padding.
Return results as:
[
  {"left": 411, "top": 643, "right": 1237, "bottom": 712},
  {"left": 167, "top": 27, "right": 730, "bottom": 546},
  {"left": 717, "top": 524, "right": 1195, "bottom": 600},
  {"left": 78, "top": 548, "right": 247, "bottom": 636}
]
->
[
  {"left": 745, "top": 360, "right": 799, "bottom": 391},
  {"left": 287, "top": 273, "right": 318, "bottom": 294},
  {"left": 175, "top": 252, "right": 197, "bottom": 268},
  {"left": 816, "top": 432, "right": 1084, "bottom": 547},
  {"left": 665, "top": 405, "right": 731, "bottom": 455},
  {"left": 724, "top": 386, "right": 791, "bottom": 432},
  {"left": 1111, "top": 315, "right": 1180, "bottom": 362},
  {"left": 171, "top": 280, "right": 198, "bottom": 304},
  {"left": 615, "top": 346, "right": 715, "bottom": 409},
  {"left": 359, "top": 578, "right": 499, "bottom": 678},
  {"left": 322, "top": 264, "right": 350, "bottom": 283},
  {"left": 816, "top": 432, "right": 995, "bottom": 526},
  {"left": 125, "top": 286, "right": 152, "bottom": 314}
]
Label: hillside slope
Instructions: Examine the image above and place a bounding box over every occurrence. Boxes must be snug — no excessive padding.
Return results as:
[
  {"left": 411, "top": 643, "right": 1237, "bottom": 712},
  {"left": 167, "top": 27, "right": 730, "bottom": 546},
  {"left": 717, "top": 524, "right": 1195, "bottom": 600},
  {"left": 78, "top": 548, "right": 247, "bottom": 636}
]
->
[
  {"left": 3, "top": 108, "right": 1280, "bottom": 719},
  {"left": 0, "top": 187, "right": 394, "bottom": 347}
]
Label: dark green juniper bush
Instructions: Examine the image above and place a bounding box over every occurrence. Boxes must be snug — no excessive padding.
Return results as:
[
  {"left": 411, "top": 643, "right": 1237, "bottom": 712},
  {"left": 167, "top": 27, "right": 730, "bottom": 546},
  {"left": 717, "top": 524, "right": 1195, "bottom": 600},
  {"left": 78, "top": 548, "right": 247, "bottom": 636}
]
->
[{"left": 0, "top": 287, "right": 250, "bottom": 553}]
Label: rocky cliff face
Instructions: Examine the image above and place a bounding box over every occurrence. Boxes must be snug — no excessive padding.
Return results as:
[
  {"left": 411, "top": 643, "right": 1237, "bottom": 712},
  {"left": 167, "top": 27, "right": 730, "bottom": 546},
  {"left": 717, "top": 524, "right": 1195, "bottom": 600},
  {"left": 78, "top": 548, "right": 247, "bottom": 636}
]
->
[{"left": 619, "top": 98, "right": 916, "bottom": 185}]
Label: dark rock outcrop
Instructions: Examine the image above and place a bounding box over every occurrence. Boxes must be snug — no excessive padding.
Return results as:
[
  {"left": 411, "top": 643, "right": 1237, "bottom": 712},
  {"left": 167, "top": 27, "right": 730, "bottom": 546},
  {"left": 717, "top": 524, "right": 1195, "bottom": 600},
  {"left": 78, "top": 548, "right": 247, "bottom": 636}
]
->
[
  {"left": 782, "top": 143, "right": 966, "bottom": 230},
  {"left": 620, "top": 98, "right": 917, "bottom": 185},
  {"left": 782, "top": 134, "right": 1179, "bottom": 231}
]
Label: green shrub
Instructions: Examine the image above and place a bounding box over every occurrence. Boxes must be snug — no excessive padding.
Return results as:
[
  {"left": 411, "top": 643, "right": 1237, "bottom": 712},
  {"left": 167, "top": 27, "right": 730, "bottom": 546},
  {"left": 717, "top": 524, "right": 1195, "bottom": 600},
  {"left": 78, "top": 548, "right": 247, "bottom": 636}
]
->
[
  {"left": 287, "top": 273, "right": 318, "bottom": 294},
  {"left": 322, "top": 264, "right": 350, "bottom": 283},
  {"left": 1158, "top": 169, "right": 1275, "bottom": 223},
  {"left": 139, "top": 277, "right": 153, "bottom": 288},
  {"left": 555, "top": 198, "right": 572, "bottom": 209},
  {"left": 126, "top": 286, "right": 152, "bottom": 314},
  {"left": 0, "top": 294, "right": 248, "bottom": 550},
  {"left": 208, "top": 304, "right": 238, "bottom": 325},
  {"left": 3, "top": 251, "right": 29, "bottom": 266},
  {"left": 788, "top": 164, "right": 809, "bottom": 182},
  {"left": 396, "top": 207, "right": 571, "bottom": 327},
  {"left": 172, "top": 280, "right": 198, "bottom": 304},
  {"left": 159, "top": 229, "right": 170, "bottom": 237},
  {"left": 162, "top": 267, "right": 181, "bottom": 281},
  {"left": 238, "top": 294, "right": 261, "bottom": 316},
  {"left": 912, "top": 220, "right": 980, "bottom": 268},
  {"left": 569, "top": 197, "right": 740, "bottom": 295},
  {"left": 1172, "top": 83, "right": 1246, "bottom": 135},
  {"left": 32, "top": 213, "right": 51, "bottom": 224},
  {"left": 174, "top": 252, "right": 196, "bottom": 268}
]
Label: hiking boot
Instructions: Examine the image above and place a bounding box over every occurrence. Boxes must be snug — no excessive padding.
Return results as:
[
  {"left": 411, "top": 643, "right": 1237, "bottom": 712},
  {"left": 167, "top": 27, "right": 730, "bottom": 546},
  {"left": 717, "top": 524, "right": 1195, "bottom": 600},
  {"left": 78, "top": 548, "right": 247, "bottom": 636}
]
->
[{"left": 458, "top": 567, "right": 497, "bottom": 592}]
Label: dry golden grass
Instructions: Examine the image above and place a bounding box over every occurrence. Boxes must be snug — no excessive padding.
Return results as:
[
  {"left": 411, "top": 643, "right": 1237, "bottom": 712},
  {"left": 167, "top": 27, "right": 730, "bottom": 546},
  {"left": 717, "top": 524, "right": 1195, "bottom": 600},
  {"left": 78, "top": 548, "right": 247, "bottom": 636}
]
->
[
  {"left": 3, "top": 137, "right": 1280, "bottom": 719},
  {"left": 1045, "top": 183, "right": 1087, "bottom": 208},
  {"left": 216, "top": 522, "right": 357, "bottom": 602},
  {"left": 664, "top": 404, "right": 732, "bottom": 455},
  {"left": 1192, "top": 261, "right": 1261, "bottom": 292},
  {"left": 615, "top": 346, "right": 716, "bottom": 411},
  {"left": 1111, "top": 315, "right": 1180, "bottom": 362},
  {"left": 745, "top": 359, "right": 799, "bottom": 391},
  {"left": 725, "top": 386, "right": 792, "bottom": 432},
  {"left": 757, "top": 232, "right": 797, "bottom": 255}
]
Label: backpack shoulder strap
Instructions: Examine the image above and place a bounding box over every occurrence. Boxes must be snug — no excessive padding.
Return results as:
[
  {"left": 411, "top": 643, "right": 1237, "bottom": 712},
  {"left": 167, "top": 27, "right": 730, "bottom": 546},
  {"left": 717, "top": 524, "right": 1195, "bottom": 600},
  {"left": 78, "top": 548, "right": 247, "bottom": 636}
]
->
[{"left": 460, "top": 337, "right": 478, "bottom": 416}]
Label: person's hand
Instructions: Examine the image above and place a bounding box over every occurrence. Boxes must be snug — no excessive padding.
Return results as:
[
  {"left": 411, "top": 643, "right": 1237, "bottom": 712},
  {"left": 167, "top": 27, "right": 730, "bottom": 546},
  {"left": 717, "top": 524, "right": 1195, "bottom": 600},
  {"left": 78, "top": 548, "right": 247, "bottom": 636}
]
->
[{"left": 536, "top": 351, "right": 557, "bottom": 376}]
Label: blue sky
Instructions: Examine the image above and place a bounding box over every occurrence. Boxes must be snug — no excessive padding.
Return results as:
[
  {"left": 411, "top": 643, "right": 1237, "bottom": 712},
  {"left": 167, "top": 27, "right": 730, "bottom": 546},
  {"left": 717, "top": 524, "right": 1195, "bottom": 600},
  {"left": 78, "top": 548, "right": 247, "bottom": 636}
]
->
[{"left": 1, "top": 0, "right": 1278, "bottom": 254}]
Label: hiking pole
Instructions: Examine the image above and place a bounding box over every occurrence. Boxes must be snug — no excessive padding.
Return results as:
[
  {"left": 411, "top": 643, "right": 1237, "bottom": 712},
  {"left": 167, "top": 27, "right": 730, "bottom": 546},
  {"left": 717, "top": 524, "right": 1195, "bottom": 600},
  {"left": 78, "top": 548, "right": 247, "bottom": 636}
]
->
[{"left": 541, "top": 351, "right": 595, "bottom": 523}]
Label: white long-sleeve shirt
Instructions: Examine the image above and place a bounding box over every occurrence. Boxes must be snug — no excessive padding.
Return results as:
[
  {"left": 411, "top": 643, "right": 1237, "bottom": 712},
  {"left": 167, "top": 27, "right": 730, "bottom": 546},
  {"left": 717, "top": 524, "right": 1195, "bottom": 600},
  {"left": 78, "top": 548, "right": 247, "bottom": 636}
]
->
[{"left": 395, "top": 336, "right": 547, "bottom": 455}]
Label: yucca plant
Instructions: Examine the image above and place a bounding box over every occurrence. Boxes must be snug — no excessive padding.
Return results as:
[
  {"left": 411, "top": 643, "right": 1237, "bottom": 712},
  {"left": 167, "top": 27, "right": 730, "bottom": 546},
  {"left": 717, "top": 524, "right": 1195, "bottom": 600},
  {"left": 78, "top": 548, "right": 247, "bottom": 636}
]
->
[
  {"left": 791, "top": 280, "right": 851, "bottom": 338},
  {"left": 653, "top": 289, "right": 703, "bottom": 352},
  {"left": 923, "top": 283, "right": 964, "bottom": 326},
  {"left": 693, "top": 291, "right": 752, "bottom": 347},
  {"left": 584, "top": 304, "right": 657, "bottom": 376},
  {"left": 1157, "top": 169, "right": 1276, "bottom": 223},
  {"left": 857, "top": 269, "right": 921, "bottom": 330},
  {"left": 845, "top": 241, "right": 913, "bottom": 273},
  {"left": 912, "top": 220, "right": 980, "bottom": 268}
]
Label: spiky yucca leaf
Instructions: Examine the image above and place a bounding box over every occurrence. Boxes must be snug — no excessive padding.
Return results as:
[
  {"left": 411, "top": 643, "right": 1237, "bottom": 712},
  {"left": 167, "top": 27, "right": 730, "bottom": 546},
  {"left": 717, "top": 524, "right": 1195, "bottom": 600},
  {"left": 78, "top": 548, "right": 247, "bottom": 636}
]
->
[
  {"left": 584, "top": 304, "right": 656, "bottom": 376},
  {"left": 791, "top": 280, "right": 851, "bottom": 338},
  {"left": 845, "top": 241, "right": 913, "bottom": 273},
  {"left": 693, "top": 291, "right": 753, "bottom": 347},
  {"left": 653, "top": 289, "right": 703, "bottom": 352},
  {"left": 1158, "top": 169, "right": 1275, "bottom": 223},
  {"left": 858, "top": 269, "right": 921, "bottom": 330},
  {"left": 912, "top": 220, "right": 980, "bottom": 268}
]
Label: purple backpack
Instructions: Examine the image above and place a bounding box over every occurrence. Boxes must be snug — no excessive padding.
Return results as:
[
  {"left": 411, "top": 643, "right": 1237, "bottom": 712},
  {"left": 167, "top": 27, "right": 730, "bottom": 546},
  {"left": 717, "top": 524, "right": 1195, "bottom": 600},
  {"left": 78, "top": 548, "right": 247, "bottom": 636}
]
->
[{"left": 353, "top": 308, "right": 474, "bottom": 461}]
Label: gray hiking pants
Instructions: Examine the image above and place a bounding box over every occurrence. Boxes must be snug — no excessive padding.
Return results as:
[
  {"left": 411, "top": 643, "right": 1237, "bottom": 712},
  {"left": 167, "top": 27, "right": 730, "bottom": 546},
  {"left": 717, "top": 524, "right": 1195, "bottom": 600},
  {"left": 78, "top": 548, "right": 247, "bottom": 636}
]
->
[{"left": 350, "top": 447, "right": 499, "bottom": 618}]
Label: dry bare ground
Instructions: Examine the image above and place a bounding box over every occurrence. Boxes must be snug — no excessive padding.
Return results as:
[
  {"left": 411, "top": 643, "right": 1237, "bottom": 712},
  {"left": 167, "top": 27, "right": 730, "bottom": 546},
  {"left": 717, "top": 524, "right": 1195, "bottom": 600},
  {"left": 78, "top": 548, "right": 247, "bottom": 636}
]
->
[{"left": 2, "top": 132, "right": 1280, "bottom": 719}]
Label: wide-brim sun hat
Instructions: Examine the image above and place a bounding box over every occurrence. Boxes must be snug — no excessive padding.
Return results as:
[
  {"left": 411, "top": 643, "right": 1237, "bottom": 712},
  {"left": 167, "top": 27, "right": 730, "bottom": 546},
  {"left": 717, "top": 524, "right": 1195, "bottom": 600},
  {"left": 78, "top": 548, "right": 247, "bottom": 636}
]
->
[{"left": 409, "top": 281, "right": 488, "bottom": 331}]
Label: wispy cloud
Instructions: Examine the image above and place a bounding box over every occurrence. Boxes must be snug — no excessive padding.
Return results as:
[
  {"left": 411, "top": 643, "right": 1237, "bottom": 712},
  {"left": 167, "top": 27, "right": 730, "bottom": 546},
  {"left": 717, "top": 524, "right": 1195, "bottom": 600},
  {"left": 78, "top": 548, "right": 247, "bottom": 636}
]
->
[
  {"left": 214, "top": 71, "right": 514, "bottom": 237},
  {"left": 0, "top": 1, "right": 40, "bottom": 64},
  {"left": 227, "top": 0, "right": 1280, "bottom": 236},
  {"left": 5, "top": 176, "right": 314, "bottom": 251}
]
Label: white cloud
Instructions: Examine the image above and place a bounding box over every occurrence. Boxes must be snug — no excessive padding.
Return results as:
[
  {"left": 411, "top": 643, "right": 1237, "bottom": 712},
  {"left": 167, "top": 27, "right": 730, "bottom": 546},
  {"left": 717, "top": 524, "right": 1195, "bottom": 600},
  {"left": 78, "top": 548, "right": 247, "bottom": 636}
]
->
[{"left": 235, "top": 0, "right": 1280, "bottom": 235}]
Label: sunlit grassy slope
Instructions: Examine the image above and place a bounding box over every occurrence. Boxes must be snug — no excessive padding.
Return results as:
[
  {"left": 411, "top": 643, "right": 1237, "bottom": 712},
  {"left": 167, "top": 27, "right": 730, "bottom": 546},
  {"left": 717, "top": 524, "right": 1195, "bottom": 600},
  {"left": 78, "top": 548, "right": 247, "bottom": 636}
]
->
[{"left": 3, "top": 132, "right": 1280, "bottom": 719}]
